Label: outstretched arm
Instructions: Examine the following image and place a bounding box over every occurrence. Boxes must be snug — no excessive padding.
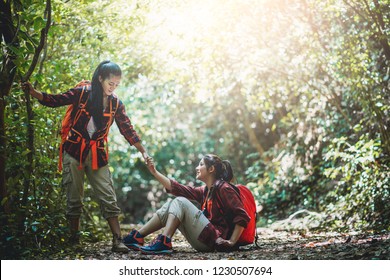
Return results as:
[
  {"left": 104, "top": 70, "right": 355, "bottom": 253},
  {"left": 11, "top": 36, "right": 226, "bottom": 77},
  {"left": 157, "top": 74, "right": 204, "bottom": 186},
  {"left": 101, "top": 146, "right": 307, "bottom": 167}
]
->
[
  {"left": 146, "top": 157, "right": 172, "bottom": 192},
  {"left": 133, "top": 142, "right": 151, "bottom": 162},
  {"left": 21, "top": 81, "right": 77, "bottom": 107}
]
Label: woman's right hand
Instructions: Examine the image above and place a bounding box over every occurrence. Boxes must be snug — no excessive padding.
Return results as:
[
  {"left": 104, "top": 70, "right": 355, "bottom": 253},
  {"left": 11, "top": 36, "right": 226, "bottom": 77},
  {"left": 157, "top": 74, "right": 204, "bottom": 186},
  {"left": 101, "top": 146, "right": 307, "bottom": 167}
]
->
[
  {"left": 21, "top": 81, "right": 43, "bottom": 100},
  {"left": 146, "top": 156, "right": 172, "bottom": 192},
  {"left": 21, "top": 81, "right": 34, "bottom": 94}
]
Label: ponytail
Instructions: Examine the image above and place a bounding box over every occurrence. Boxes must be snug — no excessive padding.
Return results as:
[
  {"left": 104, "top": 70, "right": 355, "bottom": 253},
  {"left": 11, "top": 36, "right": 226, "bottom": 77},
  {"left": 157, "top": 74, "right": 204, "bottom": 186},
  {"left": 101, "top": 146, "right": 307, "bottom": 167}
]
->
[
  {"left": 221, "top": 160, "right": 234, "bottom": 182},
  {"left": 203, "top": 154, "right": 234, "bottom": 182}
]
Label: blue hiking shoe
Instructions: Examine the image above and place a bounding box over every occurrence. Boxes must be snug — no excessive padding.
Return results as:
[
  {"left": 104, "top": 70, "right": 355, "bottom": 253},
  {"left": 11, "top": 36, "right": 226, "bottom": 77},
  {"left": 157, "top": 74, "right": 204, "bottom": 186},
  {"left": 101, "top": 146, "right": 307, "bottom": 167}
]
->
[
  {"left": 140, "top": 234, "right": 173, "bottom": 255},
  {"left": 123, "top": 229, "right": 144, "bottom": 250}
]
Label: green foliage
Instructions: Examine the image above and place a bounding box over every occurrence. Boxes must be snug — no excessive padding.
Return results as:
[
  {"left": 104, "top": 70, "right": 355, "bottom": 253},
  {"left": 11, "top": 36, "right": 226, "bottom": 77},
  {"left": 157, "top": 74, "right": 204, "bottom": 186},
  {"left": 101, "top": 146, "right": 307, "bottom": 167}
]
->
[
  {"left": 324, "top": 135, "right": 390, "bottom": 230},
  {"left": 2, "top": 91, "right": 68, "bottom": 259},
  {"left": 1, "top": 0, "right": 389, "bottom": 259}
]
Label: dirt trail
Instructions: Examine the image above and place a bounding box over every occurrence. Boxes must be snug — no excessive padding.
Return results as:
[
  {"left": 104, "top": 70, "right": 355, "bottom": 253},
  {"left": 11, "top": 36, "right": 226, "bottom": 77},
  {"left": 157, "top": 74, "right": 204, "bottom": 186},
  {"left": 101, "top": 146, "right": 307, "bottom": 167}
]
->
[{"left": 67, "top": 228, "right": 390, "bottom": 260}]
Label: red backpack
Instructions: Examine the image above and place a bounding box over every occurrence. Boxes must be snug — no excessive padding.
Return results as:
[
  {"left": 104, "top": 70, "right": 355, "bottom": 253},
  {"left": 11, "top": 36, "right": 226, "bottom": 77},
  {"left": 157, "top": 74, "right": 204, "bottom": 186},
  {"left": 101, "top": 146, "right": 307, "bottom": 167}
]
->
[
  {"left": 235, "top": 184, "right": 258, "bottom": 246},
  {"left": 215, "top": 183, "right": 259, "bottom": 247}
]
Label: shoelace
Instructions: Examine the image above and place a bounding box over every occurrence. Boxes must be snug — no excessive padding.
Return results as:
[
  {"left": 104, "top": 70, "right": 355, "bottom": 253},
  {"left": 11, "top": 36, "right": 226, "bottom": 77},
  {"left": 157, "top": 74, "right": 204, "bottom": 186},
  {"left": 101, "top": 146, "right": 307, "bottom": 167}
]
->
[{"left": 147, "top": 237, "right": 161, "bottom": 247}]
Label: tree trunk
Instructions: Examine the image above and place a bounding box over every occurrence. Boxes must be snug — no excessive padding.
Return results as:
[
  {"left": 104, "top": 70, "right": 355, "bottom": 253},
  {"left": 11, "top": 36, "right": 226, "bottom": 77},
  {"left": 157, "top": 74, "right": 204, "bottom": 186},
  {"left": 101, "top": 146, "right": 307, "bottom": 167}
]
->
[
  {"left": 0, "top": 96, "right": 7, "bottom": 204},
  {"left": 19, "top": 0, "right": 52, "bottom": 229},
  {"left": 0, "top": 0, "right": 52, "bottom": 220},
  {"left": 0, "top": 0, "right": 17, "bottom": 213}
]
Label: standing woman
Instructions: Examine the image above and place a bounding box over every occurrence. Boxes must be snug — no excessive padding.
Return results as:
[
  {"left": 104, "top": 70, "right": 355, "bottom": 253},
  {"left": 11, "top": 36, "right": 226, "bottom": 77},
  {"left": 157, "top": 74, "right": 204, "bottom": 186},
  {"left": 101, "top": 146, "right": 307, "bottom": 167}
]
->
[
  {"left": 123, "top": 154, "right": 250, "bottom": 254},
  {"left": 22, "top": 60, "right": 150, "bottom": 252}
]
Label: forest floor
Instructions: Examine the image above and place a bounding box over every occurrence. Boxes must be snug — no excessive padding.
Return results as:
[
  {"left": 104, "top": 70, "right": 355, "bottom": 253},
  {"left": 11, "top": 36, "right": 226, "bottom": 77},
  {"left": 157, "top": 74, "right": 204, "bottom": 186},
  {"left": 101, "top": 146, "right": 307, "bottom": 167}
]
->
[{"left": 64, "top": 226, "right": 390, "bottom": 260}]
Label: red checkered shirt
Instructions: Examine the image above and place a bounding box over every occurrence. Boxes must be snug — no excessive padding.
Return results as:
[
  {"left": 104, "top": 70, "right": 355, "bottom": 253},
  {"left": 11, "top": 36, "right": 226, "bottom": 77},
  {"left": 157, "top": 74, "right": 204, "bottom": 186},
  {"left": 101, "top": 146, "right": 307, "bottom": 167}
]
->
[
  {"left": 39, "top": 87, "right": 141, "bottom": 168},
  {"left": 168, "top": 179, "right": 250, "bottom": 249}
]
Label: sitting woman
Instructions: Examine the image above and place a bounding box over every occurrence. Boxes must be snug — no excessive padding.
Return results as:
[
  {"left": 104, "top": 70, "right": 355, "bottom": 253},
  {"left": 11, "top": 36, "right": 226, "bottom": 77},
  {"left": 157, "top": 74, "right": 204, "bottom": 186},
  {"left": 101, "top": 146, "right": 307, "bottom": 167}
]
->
[{"left": 123, "top": 154, "right": 250, "bottom": 254}]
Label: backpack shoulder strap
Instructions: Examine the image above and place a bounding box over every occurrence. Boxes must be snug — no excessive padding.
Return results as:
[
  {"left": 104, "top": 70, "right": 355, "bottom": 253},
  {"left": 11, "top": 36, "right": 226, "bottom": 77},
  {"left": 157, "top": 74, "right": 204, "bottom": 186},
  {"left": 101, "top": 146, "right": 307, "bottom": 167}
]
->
[
  {"left": 212, "top": 180, "right": 229, "bottom": 216},
  {"left": 110, "top": 94, "right": 119, "bottom": 115},
  {"left": 71, "top": 85, "right": 90, "bottom": 125},
  {"left": 78, "top": 85, "right": 90, "bottom": 107},
  {"left": 69, "top": 85, "right": 89, "bottom": 117}
]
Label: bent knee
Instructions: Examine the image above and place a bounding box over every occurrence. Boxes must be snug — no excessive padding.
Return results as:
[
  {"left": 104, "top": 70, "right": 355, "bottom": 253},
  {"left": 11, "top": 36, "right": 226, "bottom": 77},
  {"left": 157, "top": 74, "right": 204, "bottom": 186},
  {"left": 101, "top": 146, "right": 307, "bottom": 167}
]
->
[{"left": 173, "top": 196, "right": 191, "bottom": 204}]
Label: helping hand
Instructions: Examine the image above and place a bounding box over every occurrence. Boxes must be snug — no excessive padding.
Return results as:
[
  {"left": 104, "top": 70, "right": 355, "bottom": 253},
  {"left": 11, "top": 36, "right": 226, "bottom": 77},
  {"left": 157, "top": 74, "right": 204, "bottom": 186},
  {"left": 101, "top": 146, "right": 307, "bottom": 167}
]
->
[
  {"left": 142, "top": 152, "right": 151, "bottom": 161},
  {"left": 145, "top": 155, "right": 157, "bottom": 174}
]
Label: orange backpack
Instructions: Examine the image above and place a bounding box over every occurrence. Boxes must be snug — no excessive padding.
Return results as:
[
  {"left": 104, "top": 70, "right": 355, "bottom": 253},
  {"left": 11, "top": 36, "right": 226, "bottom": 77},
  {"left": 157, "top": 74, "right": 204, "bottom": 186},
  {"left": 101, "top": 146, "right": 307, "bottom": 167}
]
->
[
  {"left": 58, "top": 80, "right": 91, "bottom": 171},
  {"left": 58, "top": 80, "right": 119, "bottom": 171}
]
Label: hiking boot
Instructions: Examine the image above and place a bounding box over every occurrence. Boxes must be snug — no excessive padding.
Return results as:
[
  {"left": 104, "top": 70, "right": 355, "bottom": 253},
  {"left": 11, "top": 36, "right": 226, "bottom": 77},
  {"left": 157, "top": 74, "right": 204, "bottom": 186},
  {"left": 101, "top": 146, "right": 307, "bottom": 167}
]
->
[
  {"left": 123, "top": 229, "right": 144, "bottom": 250},
  {"left": 67, "top": 232, "right": 85, "bottom": 252},
  {"left": 112, "top": 235, "right": 129, "bottom": 253},
  {"left": 140, "top": 234, "right": 172, "bottom": 255},
  {"left": 68, "top": 217, "right": 81, "bottom": 245}
]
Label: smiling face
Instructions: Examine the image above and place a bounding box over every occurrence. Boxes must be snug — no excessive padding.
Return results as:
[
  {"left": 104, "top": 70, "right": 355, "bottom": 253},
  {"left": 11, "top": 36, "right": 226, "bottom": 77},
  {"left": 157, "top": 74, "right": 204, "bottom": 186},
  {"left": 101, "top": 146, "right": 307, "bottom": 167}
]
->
[
  {"left": 99, "top": 74, "right": 121, "bottom": 97},
  {"left": 196, "top": 158, "right": 214, "bottom": 182}
]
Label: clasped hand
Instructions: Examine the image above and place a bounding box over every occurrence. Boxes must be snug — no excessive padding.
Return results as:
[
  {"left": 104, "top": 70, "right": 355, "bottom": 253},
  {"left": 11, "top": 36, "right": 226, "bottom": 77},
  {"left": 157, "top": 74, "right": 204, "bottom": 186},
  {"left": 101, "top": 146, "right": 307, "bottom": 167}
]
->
[{"left": 145, "top": 155, "right": 157, "bottom": 174}]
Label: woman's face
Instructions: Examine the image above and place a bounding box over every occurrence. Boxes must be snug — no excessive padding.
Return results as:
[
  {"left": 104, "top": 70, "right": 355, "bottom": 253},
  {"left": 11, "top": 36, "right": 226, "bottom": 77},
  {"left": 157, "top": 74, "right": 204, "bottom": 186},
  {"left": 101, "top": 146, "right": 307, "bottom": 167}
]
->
[
  {"left": 196, "top": 159, "right": 212, "bottom": 182},
  {"left": 99, "top": 74, "right": 121, "bottom": 97}
]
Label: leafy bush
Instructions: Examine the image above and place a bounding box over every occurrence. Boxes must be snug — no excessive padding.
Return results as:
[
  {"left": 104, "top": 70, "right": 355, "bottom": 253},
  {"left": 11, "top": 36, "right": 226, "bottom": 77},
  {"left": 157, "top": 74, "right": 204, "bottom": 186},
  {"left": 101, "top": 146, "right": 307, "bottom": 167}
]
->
[{"left": 323, "top": 135, "right": 390, "bottom": 231}]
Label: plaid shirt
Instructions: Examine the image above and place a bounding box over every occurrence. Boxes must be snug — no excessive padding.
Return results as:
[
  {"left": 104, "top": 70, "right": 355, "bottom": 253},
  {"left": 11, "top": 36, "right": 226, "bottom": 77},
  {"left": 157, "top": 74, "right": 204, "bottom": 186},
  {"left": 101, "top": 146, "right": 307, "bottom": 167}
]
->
[
  {"left": 168, "top": 179, "right": 250, "bottom": 249},
  {"left": 39, "top": 87, "right": 141, "bottom": 168}
]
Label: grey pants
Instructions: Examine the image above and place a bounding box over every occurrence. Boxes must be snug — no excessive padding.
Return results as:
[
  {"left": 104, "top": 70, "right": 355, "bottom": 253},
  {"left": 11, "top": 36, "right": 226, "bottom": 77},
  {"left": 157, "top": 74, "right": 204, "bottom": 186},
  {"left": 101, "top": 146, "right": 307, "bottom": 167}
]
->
[
  {"left": 62, "top": 151, "right": 121, "bottom": 219},
  {"left": 156, "top": 197, "right": 213, "bottom": 252}
]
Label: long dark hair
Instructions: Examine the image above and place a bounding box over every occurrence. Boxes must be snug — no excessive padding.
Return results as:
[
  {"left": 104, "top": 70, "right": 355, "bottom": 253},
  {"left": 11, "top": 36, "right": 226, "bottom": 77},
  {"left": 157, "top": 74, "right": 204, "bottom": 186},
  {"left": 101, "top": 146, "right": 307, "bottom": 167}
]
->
[
  {"left": 89, "top": 60, "right": 122, "bottom": 129},
  {"left": 203, "top": 154, "right": 234, "bottom": 182}
]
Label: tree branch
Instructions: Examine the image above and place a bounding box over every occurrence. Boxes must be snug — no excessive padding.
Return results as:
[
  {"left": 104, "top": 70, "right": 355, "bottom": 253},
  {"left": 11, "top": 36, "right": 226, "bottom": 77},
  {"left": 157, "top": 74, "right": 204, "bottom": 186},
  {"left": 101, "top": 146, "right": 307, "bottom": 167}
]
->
[{"left": 21, "top": 0, "right": 52, "bottom": 82}]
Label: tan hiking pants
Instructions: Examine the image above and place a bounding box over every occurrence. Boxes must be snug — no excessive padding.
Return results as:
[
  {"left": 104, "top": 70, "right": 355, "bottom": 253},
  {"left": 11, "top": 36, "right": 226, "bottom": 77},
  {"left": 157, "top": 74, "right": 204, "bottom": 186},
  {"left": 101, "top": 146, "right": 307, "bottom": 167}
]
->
[
  {"left": 156, "top": 197, "right": 213, "bottom": 252},
  {"left": 62, "top": 151, "right": 121, "bottom": 219}
]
